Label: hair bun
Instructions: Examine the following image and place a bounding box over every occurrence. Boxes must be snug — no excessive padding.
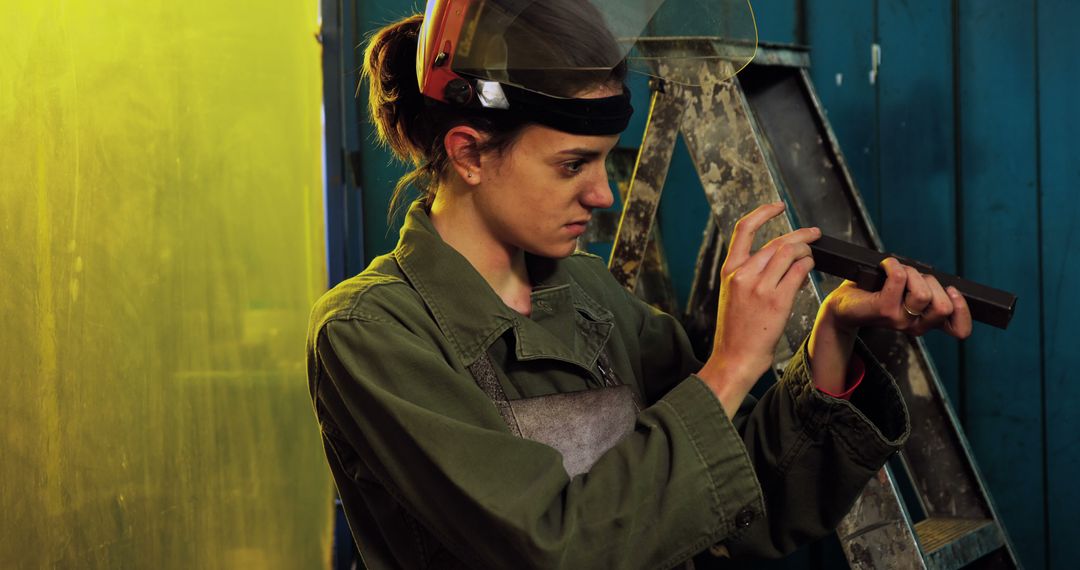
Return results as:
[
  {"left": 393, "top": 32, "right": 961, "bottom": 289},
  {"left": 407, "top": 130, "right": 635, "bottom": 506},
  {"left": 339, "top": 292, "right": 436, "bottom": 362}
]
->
[{"left": 362, "top": 14, "right": 426, "bottom": 165}]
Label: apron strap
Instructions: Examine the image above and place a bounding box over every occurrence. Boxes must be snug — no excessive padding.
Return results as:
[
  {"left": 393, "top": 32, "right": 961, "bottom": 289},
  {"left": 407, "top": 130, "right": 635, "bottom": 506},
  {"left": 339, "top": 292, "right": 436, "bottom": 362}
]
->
[
  {"left": 467, "top": 353, "right": 522, "bottom": 436},
  {"left": 597, "top": 351, "right": 643, "bottom": 411}
]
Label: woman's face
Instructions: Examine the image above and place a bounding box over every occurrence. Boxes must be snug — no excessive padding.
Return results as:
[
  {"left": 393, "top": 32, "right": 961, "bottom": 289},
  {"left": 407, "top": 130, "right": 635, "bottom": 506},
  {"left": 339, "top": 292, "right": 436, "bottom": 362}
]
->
[{"left": 473, "top": 124, "right": 620, "bottom": 259}]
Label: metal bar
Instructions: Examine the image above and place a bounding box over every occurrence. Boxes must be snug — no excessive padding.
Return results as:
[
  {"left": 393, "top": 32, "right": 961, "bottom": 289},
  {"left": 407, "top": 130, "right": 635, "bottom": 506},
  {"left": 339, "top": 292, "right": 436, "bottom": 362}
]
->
[{"left": 808, "top": 235, "right": 1017, "bottom": 329}]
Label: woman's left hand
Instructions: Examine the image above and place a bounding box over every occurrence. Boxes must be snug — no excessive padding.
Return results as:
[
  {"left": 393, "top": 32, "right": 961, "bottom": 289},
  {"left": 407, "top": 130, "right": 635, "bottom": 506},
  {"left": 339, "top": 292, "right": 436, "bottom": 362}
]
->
[
  {"left": 810, "top": 257, "right": 972, "bottom": 394},
  {"left": 823, "top": 257, "right": 973, "bottom": 339}
]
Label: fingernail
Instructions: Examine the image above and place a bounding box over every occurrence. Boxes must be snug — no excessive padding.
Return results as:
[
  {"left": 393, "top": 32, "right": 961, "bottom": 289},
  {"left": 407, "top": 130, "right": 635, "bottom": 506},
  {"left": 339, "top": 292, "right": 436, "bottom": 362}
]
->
[{"left": 947, "top": 286, "right": 960, "bottom": 297}]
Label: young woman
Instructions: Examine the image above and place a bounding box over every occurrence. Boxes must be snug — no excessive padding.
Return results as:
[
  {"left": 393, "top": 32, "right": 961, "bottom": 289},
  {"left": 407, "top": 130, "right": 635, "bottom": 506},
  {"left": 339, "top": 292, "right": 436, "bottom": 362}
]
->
[{"left": 307, "top": 2, "right": 973, "bottom": 567}]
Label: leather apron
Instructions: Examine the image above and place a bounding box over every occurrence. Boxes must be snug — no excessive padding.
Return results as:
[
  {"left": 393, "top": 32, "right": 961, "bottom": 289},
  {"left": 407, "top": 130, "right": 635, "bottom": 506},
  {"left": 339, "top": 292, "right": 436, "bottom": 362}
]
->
[
  {"left": 468, "top": 352, "right": 640, "bottom": 477},
  {"left": 468, "top": 354, "right": 708, "bottom": 567}
]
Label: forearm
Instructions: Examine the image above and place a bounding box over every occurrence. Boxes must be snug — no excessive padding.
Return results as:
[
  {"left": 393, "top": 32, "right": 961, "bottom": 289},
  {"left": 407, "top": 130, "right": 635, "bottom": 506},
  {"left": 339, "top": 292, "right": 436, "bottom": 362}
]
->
[{"left": 808, "top": 297, "right": 859, "bottom": 394}]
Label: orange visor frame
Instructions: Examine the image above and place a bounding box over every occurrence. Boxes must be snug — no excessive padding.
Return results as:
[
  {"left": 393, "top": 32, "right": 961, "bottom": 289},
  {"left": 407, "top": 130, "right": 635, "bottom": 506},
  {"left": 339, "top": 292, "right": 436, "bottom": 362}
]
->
[{"left": 416, "top": 0, "right": 475, "bottom": 104}]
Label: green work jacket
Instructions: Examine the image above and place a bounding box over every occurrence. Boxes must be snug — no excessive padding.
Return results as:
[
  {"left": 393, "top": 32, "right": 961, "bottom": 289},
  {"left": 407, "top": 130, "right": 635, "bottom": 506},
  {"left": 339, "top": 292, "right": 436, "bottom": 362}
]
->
[{"left": 307, "top": 202, "right": 910, "bottom": 569}]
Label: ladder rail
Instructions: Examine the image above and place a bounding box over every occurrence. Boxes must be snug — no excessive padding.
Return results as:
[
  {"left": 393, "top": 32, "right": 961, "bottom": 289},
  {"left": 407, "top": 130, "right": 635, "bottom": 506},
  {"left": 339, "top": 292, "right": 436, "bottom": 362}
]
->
[{"left": 602, "top": 40, "right": 1021, "bottom": 569}]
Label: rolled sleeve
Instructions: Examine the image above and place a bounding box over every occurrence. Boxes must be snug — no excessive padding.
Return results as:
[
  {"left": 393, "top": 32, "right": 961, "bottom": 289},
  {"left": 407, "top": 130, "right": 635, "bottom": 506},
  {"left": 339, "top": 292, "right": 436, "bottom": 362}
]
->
[
  {"left": 721, "top": 334, "right": 910, "bottom": 559},
  {"left": 784, "top": 336, "right": 909, "bottom": 462}
]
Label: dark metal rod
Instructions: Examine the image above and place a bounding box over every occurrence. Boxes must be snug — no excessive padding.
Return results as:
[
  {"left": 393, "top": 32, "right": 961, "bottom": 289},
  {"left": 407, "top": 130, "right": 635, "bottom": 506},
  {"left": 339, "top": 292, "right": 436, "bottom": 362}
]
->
[{"left": 809, "top": 235, "right": 1017, "bottom": 329}]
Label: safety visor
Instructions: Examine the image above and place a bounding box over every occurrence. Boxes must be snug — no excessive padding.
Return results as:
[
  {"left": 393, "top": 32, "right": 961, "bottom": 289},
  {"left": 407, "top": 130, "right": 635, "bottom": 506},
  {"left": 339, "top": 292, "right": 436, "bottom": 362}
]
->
[{"left": 417, "top": 0, "right": 758, "bottom": 106}]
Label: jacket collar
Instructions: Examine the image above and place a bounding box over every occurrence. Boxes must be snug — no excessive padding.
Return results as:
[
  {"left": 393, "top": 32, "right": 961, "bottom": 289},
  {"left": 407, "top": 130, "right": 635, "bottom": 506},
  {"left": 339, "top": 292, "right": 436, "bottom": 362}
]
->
[{"left": 393, "top": 202, "right": 612, "bottom": 368}]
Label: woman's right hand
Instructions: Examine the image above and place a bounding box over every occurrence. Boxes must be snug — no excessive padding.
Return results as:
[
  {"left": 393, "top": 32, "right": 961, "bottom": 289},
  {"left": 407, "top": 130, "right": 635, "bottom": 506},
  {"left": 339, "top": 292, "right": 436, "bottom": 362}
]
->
[{"left": 696, "top": 201, "right": 821, "bottom": 418}]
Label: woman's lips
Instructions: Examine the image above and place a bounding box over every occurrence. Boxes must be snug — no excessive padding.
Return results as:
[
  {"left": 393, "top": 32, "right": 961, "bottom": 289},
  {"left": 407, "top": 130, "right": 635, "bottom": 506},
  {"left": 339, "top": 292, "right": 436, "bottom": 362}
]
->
[{"left": 565, "top": 220, "right": 589, "bottom": 236}]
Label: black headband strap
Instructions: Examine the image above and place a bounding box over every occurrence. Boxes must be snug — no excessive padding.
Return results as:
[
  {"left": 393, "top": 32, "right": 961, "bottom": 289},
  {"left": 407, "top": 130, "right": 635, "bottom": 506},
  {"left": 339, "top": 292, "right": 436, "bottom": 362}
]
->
[
  {"left": 497, "top": 82, "right": 633, "bottom": 136},
  {"left": 439, "top": 76, "right": 634, "bottom": 136}
]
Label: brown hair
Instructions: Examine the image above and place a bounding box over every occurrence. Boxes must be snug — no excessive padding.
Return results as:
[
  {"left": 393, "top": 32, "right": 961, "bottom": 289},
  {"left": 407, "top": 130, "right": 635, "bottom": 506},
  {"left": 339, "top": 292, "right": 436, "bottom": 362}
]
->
[
  {"left": 363, "top": 14, "right": 527, "bottom": 221},
  {"left": 361, "top": 5, "right": 627, "bottom": 220}
]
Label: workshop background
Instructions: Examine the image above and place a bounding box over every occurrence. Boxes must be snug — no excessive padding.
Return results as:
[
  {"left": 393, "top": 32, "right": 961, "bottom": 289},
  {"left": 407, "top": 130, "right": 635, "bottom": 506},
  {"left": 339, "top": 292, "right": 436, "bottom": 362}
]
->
[
  {"left": 1, "top": 0, "right": 333, "bottom": 568},
  {"left": 2, "top": 0, "right": 1076, "bottom": 569}
]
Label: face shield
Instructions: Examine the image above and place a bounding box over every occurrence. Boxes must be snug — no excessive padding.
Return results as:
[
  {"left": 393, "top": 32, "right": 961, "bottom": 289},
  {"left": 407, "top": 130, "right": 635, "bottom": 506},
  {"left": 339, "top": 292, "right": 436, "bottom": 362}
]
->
[{"left": 417, "top": 0, "right": 758, "bottom": 135}]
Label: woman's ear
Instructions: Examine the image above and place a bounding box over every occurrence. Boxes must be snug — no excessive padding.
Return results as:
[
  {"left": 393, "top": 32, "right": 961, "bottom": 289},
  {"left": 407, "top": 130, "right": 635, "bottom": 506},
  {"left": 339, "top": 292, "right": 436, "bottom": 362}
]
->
[{"left": 444, "top": 126, "right": 486, "bottom": 185}]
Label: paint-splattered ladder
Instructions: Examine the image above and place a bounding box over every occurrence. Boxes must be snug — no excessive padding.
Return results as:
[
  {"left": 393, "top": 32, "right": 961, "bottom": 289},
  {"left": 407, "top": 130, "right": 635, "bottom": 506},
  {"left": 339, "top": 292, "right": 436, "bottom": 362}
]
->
[{"left": 594, "top": 41, "right": 1021, "bottom": 570}]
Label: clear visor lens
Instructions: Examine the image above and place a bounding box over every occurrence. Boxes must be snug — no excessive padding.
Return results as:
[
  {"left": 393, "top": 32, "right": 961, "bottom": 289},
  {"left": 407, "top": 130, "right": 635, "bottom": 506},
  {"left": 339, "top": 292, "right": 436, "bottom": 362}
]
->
[{"left": 435, "top": 0, "right": 757, "bottom": 97}]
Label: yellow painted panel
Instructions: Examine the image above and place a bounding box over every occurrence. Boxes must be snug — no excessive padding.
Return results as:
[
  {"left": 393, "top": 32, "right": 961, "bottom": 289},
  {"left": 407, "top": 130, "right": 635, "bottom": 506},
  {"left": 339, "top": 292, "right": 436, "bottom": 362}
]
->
[{"left": 0, "top": 0, "right": 332, "bottom": 567}]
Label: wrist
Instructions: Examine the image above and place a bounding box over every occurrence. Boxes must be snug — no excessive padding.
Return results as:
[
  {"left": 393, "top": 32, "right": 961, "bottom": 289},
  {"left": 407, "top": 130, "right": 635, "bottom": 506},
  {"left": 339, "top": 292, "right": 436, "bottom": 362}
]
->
[
  {"left": 696, "top": 358, "right": 752, "bottom": 420},
  {"left": 821, "top": 293, "right": 860, "bottom": 336}
]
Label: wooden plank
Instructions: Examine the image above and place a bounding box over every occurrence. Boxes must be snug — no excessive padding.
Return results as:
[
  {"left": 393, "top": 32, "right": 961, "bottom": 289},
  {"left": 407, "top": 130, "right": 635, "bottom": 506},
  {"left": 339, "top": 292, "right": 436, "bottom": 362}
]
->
[
  {"left": 957, "top": 2, "right": 1044, "bottom": 568},
  {"left": 877, "top": 0, "right": 961, "bottom": 403},
  {"left": 1038, "top": 0, "right": 1080, "bottom": 567},
  {"left": 805, "top": 0, "right": 878, "bottom": 225}
]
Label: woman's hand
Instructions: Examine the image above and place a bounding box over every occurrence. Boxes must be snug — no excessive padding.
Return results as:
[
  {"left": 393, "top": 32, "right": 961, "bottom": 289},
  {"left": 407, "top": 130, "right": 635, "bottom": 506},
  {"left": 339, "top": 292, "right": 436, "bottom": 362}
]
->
[
  {"left": 822, "top": 257, "right": 974, "bottom": 339},
  {"left": 808, "top": 256, "right": 974, "bottom": 393},
  {"left": 697, "top": 201, "right": 820, "bottom": 418}
]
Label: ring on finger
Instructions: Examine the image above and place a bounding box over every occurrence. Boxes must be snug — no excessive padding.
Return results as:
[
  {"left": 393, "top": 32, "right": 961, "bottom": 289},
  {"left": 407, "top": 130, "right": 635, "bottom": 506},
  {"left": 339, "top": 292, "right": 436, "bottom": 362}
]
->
[{"left": 902, "top": 300, "right": 923, "bottom": 318}]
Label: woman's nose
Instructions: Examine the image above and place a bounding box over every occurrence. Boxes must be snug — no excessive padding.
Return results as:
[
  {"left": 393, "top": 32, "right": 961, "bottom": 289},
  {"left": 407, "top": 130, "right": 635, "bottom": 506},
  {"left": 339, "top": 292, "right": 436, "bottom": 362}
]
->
[{"left": 581, "top": 175, "right": 615, "bottom": 210}]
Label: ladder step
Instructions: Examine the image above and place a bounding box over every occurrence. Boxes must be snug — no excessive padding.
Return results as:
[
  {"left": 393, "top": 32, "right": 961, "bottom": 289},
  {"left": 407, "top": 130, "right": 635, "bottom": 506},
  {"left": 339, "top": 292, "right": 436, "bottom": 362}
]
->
[{"left": 914, "top": 517, "right": 1004, "bottom": 570}]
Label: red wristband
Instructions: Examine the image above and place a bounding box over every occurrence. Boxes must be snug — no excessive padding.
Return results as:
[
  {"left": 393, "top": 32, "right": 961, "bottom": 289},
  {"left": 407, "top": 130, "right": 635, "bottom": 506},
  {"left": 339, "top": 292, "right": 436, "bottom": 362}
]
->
[{"left": 817, "top": 354, "right": 865, "bottom": 401}]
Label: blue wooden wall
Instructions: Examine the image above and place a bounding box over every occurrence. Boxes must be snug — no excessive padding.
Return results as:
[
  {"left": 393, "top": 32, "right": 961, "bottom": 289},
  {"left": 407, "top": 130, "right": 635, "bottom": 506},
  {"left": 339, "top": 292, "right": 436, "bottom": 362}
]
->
[
  {"left": 1039, "top": 1, "right": 1080, "bottom": 567},
  {"left": 957, "top": 3, "right": 1043, "bottom": 568},
  {"left": 349, "top": 1, "right": 1078, "bottom": 568}
]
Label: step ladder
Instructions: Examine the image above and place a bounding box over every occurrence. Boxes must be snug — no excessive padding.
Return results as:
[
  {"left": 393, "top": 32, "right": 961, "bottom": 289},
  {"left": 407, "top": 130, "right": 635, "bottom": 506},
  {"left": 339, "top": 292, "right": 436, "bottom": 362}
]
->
[{"left": 596, "top": 41, "right": 1021, "bottom": 569}]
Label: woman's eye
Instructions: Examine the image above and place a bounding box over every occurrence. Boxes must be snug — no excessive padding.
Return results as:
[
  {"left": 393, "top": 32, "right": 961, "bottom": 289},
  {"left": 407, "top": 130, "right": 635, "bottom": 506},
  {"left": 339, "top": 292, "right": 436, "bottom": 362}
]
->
[{"left": 562, "top": 160, "right": 586, "bottom": 175}]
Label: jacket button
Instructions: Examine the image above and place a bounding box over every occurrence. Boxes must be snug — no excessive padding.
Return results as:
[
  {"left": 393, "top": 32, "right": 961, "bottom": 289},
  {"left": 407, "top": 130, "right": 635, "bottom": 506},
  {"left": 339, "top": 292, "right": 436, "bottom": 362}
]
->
[{"left": 735, "top": 508, "right": 755, "bottom": 529}]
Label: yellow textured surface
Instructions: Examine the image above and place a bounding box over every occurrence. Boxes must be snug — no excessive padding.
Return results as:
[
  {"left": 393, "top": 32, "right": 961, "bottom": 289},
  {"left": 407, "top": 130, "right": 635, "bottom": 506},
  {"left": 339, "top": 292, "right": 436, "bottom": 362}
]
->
[{"left": 0, "top": 0, "right": 332, "bottom": 567}]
